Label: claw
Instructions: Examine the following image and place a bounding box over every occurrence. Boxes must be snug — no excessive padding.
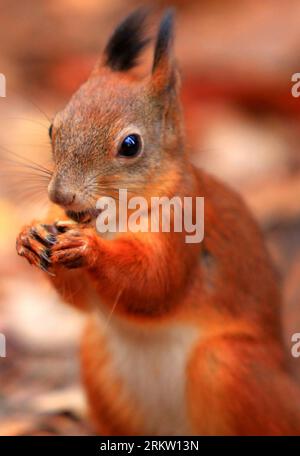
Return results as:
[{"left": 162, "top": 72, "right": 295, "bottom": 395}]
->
[
  {"left": 30, "top": 228, "right": 56, "bottom": 247},
  {"left": 46, "top": 234, "right": 57, "bottom": 245},
  {"left": 42, "top": 224, "right": 59, "bottom": 235},
  {"left": 55, "top": 220, "right": 75, "bottom": 233},
  {"left": 39, "top": 258, "right": 55, "bottom": 276},
  {"left": 39, "top": 247, "right": 51, "bottom": 264}
]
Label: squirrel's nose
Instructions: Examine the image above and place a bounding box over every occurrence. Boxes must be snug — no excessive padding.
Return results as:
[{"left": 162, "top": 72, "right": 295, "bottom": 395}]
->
[{"left": 48, "top": 179, "right": 76, "bottom": 207}]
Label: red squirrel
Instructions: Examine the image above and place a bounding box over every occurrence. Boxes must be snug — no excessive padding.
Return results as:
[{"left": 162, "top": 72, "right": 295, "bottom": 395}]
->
[{"left": 16, "top": 9, "right": 300, "bottom": 435}]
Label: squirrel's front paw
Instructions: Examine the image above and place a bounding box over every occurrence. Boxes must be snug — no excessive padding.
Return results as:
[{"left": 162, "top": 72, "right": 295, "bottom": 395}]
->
[
  {"left": 16, "top": 223, "right": 57, "bottom": 274},
  {"left": 16, "top": 221, "right": 98, "bottom": 273},
  {"left": 50, "top": 222, "right": 97, "bottom": 270}
]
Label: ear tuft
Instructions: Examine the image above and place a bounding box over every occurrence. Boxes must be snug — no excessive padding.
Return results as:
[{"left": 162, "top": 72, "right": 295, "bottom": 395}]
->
[
  {"left": 104, "top": 8, "right": 150, "bottom": 72},
  {"left": 152, "top": 9, "right": 175, "bottom": 74}
]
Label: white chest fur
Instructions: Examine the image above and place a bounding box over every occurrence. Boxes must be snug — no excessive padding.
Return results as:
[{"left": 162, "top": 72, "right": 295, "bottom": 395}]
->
[{"left": 103, "top": 317, "right": 199, "bottom": 435}]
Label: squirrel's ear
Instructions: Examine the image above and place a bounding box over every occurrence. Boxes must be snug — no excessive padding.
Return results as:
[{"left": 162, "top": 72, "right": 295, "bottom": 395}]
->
[
  {"left": 103, "top": 8, "right": 150, "bottom": 72},
  {"left": 150, "top": 9, "right": 179, "bottom": 95}
]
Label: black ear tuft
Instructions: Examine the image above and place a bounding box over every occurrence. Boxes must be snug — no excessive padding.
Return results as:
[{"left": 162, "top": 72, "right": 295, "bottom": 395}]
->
[
  {"left": 104, "top": 8, "right": 150, "bottom": 72},
  {"left": 152, "top": 8, "right": 175, "bottom": 73}
]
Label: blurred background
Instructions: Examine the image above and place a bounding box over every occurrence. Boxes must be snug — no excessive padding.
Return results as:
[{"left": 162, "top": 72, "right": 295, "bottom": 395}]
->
[{"left": 0, "top": 0, "right": 300, "bottom": 435}]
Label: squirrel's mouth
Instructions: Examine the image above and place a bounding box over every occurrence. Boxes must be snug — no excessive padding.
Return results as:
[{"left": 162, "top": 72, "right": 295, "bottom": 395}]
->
[{"left": 65, "top": 208, "right": 101, "bottom": 224}]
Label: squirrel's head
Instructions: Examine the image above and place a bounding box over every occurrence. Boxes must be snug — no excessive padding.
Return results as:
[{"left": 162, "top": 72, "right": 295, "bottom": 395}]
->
[{"left": 48, "top": 8, "right": 184, "bottom": 223}]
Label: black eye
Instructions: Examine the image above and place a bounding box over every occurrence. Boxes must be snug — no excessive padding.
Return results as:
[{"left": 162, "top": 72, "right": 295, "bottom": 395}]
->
[
  {"left": 118, "top": 134, "right": 141, "bottom": 158},
  {"left": 49, "top": 124, "right": 53, "bottom": 139}
]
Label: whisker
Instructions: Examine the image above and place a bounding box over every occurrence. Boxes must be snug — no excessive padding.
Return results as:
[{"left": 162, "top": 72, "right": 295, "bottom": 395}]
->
[
  {"left": 1, "top": 171, "right": 49, "bottom": 182},
  {"left": 1, "top": 158, "right": 52, "bottom": 177},
  {"left": 8, "top": 88, "right": 53, "bottom": 123},
  {"left": 7, "top": 142, "right": 52, "bottom": 148},
  {"left": 3, "top": 117, "right": 49, "bottom": 130},
  {"left": 103, "top": 289, "right": 123, "bottom": 334},
  {"left": 5, "top": 189, "right": 48, "bottom": 205},
  {"left": 0, "top": 173, "right": 50, "bottom": 183},
  {"left": 0, "top": 145, "right": 53, "bottom": 176},
  {"left": 7, "top": 182, "right": 48, "bottom": 194}
]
